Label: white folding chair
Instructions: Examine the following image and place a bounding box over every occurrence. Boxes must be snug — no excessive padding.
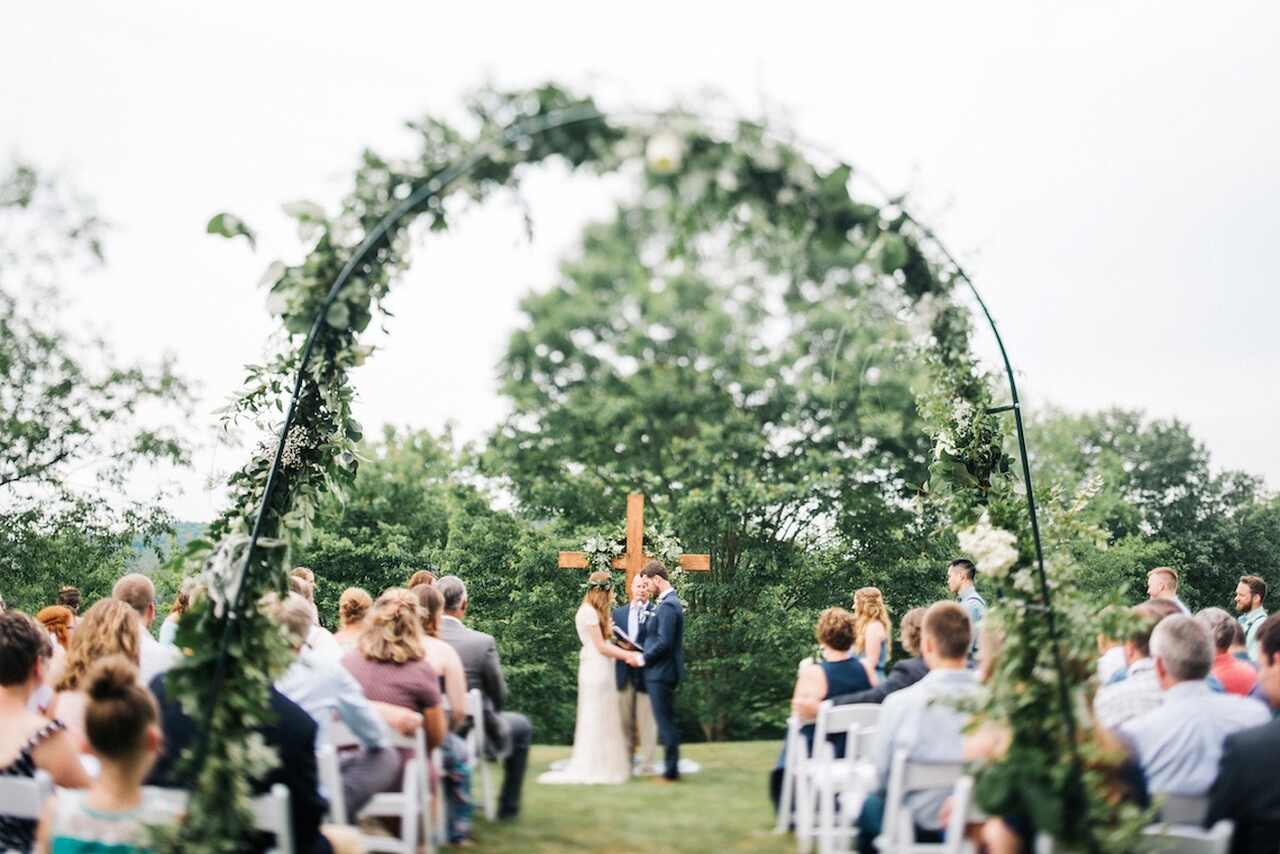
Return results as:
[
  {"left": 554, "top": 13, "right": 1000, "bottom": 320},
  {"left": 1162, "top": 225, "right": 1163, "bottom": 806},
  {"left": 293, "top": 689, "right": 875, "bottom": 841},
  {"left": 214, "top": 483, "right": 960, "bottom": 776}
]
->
[
  {"left": 796, "top": 702, "right": 882, "bottom": 853},
  {"left": 140, "top": 784, "right": 295, "bottom": 854},
  {"left": 316, "top": 743, "right": 347, "bottom": 824},
  {"left": 1140, "top": 820, "right": 1234, "bottom": 854},
  {"left": 327, "top": 719, "right": 436, "bottom": 854},
  {"left": 1157, "top": 793, "right": 1210, "bottom": 826},
  {"left": 248, "top": 784, "right": 296, "bottom": 854},
  {"left": 0, "top": 769, "right": 54, "bottom": 826},
  {"left": 465, "top": 687, "right": 499, "bottom": 821},
  {"left": 1035, "top": 817, "right": 1232, "bottom": 854},
  {"left": 874, "top": 750, "right": 969, "bottom": 854},
  {"left": 430, "top": 744, "right": 448, "bottom": 845},
  {"left": 775, "top": 716, "right": 805, "bottom": 834}
]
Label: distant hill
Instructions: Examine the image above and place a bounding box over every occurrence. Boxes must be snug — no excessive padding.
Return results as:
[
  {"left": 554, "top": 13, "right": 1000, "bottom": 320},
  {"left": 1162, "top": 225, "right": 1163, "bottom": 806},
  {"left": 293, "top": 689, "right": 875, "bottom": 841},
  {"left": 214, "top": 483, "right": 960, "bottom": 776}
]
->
[{"left": 128, "top": 520, "right": 208, "bottom": 572}]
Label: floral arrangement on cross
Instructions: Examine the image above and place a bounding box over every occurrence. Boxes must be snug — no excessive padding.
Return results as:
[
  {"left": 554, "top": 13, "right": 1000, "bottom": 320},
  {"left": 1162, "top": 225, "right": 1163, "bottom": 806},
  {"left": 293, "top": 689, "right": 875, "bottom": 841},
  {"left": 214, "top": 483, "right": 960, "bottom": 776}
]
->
[{"left": 580, "top": 525, "right": 685, "bottom": 585}]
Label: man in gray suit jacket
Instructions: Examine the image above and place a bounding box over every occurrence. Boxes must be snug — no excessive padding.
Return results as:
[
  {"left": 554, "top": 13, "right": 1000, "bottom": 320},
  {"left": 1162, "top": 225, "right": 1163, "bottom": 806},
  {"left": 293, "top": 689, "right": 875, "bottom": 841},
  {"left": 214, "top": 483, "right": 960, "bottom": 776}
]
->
[{"left": 435, "top": 575, "right": 532, "bottom": 819}]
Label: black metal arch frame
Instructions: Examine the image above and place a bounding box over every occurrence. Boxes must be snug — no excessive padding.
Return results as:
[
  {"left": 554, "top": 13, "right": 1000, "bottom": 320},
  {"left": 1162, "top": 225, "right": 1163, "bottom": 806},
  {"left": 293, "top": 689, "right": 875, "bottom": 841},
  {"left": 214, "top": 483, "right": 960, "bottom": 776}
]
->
[{"left": 203, "top": 103, "right": 1091, "bottom": 846}]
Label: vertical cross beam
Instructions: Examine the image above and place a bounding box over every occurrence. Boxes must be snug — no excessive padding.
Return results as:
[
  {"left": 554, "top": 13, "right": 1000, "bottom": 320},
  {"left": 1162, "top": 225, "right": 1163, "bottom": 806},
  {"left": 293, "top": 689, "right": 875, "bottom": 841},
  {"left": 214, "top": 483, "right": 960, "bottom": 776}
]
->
[{"left": 624, "top": 493, "right": 644, "bottom": 595}]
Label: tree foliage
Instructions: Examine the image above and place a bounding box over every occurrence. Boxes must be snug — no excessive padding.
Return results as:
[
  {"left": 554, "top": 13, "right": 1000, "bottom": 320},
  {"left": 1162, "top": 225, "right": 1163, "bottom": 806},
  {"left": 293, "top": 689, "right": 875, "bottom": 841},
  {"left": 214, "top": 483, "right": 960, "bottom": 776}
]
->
[{"left": 0, "top": 162, "right": 192, "bottom": 614}]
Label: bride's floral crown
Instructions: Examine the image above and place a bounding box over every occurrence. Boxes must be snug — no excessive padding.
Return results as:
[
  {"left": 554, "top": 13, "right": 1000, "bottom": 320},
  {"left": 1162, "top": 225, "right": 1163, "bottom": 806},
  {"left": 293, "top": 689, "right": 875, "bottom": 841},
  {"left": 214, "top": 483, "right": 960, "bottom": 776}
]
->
[{"left": 581, "top": 575, "right": 614, "bottom": 593}]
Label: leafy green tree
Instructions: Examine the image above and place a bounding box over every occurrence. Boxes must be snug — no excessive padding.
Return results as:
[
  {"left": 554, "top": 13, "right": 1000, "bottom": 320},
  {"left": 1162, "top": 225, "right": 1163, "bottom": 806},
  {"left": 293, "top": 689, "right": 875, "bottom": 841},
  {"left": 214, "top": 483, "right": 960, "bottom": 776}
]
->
[
  {"left": 1027, "top": 407, "right": 1273, "bottom": 608},
  {"left": 0, "top": 162, "right": 192, "bottom": 613},
  {"left": 295, "top": 426, "right": 459, "bottom": 625},
  {"left": 485, "top": 180, "right": 951, "bottom": 737}
]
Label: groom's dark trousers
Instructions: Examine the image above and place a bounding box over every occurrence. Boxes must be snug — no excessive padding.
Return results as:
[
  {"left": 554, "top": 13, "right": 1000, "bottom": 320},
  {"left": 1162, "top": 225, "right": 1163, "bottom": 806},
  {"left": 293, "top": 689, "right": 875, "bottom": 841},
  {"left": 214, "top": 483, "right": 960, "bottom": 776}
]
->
[{"left": 642, "top": 590, "right": 685, "bottom": 780}]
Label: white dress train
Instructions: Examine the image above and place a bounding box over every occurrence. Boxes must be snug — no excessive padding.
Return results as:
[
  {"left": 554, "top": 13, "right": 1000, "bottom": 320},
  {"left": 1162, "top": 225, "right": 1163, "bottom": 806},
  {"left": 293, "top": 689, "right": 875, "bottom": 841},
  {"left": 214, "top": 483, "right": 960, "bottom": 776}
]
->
[{"left": 537, "top": 603, "right": 631, "bottom": 785}]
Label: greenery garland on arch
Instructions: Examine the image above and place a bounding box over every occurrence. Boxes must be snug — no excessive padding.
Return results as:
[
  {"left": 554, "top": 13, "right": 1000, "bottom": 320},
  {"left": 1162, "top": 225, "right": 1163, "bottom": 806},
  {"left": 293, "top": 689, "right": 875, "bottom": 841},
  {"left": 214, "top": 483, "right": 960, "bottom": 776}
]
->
[{"left": 163, "top": 83, "right": 1139, "bottom": 852}]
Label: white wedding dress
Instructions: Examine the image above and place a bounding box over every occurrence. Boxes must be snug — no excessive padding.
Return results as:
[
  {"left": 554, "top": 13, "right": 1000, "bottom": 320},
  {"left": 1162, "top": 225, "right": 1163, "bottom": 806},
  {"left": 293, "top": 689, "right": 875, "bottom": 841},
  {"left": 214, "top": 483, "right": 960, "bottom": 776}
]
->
[{"left": 536, "top": 603, "right": 631, "bottom": 785}]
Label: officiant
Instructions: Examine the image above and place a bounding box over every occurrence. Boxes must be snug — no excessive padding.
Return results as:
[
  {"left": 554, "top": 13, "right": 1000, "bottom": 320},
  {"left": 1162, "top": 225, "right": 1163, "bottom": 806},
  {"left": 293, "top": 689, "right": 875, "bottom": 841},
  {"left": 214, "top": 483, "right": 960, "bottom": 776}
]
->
[{"left": 614, "top": 574, "right": 658, "bottom": 773}]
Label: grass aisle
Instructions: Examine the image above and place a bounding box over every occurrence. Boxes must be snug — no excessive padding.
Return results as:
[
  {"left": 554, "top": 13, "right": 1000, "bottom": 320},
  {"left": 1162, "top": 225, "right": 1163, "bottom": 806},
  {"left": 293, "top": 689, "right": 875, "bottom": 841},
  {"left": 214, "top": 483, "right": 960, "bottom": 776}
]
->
[{"left": 466, "top": 741, "right": 791, "bottom": 853}]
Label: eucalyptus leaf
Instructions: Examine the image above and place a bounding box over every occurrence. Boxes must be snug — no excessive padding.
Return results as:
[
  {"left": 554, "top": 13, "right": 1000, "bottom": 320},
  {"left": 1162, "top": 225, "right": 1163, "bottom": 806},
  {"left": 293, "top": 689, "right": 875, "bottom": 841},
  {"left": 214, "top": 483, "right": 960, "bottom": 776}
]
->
[
  {"left": 206, "top": 212, "right": 256, "bottom": 248},
  {"left": 325, "top": 302, "right": 350, "bottom": 329}
]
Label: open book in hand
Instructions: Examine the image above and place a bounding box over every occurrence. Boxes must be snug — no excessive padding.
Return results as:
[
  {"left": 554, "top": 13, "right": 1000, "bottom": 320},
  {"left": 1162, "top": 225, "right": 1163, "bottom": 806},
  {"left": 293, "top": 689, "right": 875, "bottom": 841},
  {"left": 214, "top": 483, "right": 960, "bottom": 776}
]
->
[{"left": 612, "top": 624, "right": 641, "bottom": 651}]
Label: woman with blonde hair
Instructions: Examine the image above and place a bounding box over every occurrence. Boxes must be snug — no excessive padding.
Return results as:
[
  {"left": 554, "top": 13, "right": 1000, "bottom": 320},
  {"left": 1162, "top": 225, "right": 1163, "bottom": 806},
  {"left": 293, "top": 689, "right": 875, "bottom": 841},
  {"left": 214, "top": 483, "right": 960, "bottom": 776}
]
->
[
  {"left": 35, "top": 606, "right": 74, "bottom": 650},
  {"left": 341, "top": 588, "right": 446, "bottom": 751},
  {"left": 333, "top": 587, "right": 373, "bottom": 651},
  {"left": 49, "top": 599, "right": 141, "bottom": 750},
  {"left": 852, "top": 586, "right": 892, "bottom": 685},
  {"left": 538, "top": 571, "right": 640, "bottom": 785}
]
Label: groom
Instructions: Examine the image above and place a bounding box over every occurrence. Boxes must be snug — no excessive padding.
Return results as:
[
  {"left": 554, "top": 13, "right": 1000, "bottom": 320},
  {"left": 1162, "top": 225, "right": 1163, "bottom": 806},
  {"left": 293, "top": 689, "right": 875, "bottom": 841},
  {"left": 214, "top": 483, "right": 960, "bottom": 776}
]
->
[{"left": 631, "top": 560, "right": 685, "bottom": 781}]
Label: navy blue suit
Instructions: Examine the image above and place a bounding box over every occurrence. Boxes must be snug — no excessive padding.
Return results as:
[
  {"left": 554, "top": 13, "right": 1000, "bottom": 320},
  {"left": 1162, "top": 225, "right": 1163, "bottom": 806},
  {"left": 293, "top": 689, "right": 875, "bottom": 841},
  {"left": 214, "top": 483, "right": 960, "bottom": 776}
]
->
[
  {"left": 613, "top": 601, "right": 650, "bottom": 693},
  {"left": 642, "top": 588, "right": 685, "bottom": 779}
]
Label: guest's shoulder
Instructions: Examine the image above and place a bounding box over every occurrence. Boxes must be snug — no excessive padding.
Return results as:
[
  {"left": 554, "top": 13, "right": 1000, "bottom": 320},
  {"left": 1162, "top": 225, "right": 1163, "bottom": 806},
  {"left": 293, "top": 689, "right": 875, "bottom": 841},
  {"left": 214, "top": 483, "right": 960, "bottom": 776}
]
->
[{"left": 1224, "top": 716, "right": 1280, "bottom": 754}]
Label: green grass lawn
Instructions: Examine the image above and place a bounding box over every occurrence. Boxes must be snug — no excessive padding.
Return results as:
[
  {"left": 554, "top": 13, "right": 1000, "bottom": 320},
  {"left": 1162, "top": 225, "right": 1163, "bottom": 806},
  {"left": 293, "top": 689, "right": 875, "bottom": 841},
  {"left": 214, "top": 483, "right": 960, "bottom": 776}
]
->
[{"left": 465, "top": 741, "right": 790, "bottom": 853}]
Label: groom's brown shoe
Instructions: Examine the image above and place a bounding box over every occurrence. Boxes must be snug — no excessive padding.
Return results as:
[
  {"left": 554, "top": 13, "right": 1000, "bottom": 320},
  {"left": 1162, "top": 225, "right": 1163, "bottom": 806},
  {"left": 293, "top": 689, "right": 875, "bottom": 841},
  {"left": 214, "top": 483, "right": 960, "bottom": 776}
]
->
[{"left": 651, "top": 776, "right": 679, "bottom": 784}]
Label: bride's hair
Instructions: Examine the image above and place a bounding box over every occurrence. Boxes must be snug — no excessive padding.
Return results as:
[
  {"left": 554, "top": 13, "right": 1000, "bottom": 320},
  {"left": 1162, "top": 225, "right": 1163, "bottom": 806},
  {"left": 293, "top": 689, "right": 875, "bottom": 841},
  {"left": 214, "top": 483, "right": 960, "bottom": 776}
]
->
[{"left": 582, "top": 571, "right": 615, "bottom": 637}]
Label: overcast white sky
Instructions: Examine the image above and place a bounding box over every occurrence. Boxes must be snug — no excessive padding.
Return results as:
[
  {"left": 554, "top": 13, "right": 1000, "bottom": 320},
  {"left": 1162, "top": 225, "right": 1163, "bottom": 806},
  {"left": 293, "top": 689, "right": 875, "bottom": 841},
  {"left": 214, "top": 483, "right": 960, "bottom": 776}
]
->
[{"left": 4, "top": 1, "right": 1277, "bottom": 521}]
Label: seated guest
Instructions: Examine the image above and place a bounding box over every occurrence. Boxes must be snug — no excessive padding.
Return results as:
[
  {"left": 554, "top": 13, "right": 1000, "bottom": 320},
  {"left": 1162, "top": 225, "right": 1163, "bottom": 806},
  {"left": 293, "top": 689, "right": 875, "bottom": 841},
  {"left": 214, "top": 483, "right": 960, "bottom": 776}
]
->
[
  {"left": 857, "top": 602, "right": 979, "bottom": 852},
  {"left": 1141, "top": 597, "right": 1185, "bottom": 621},
  {"left": 50, "top": 599, "right": 142, "bottom": 748},
  {"left": 112, "top": 574, "right": 179, "bottom": 683},
  {"left": 35, "top": 606, "right": 74, "bottom": 651},
  {"left": 157, "top": 577, "right": 197, "bottom": 647},
  {"left": 791, "top": 607, "right": 873, "bottom": 744},
  {"left": 341, "top": 588, "right": 447, "bottom": 752},
  {"left": 1096, "top": 630, "right": 1127, "bottom": 685},
  {"left": 147, "top": 673, "right": 338, "bottom": 854},
  {"left": 437, "top": 574, "right": 532, "bottom": 820},
  {"left": 1197, "top": 607, "right": 1258, "bottom": 696},
  {"left": 1206, "top": 613, "right": 1280, "bottom": 854},
  {"left": 35, "top": 656, "right": 175, "bottom": 853},
  {"left": 1094, "top": 604, "right": 1164, "bottom": 729},
  {"left": 0, "top": 611, "right": 90, "bottom": 853},
  {"left": 332, "top": 587, "right": 372, "bottom": 652},
  {"left": 290, "top": 575, "right": 343, "bottom": 661},
  {"left": 816, "top": 607, "right": 928, "bottom": 709},
  {"left": 271, "top": 593, "right": 401, "bottom": 817},
  {"left": 852, "top": 587, "right": 891, "bottom": 685},
  {"left": 1228, "top": 621, "right": 1255, "bottom": 666},
  {"left": 1119, "top": 615, "right": 1269, "bottom": 796},
  {"left": 414, "top": 583, "right": 474, "bottom": 844},
  {"left": 56, "top": 587, "right": 83, "bottom": 620},
  {"left": 407, "top": 569, "right": 436, "bottom": 589},
  {"left": 770, "top": 608, "right": 872, "bottom": 813},
  {"left": 412, "top": 586, "right": 468, "bottom": 728}
]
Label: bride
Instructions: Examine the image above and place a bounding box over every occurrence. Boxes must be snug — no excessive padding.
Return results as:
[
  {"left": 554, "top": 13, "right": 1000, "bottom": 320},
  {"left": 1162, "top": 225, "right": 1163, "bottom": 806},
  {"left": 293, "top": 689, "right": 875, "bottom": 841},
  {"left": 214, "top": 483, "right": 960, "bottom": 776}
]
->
[{"left": 538, "top": 570, "right": 641, "bottom": 785}]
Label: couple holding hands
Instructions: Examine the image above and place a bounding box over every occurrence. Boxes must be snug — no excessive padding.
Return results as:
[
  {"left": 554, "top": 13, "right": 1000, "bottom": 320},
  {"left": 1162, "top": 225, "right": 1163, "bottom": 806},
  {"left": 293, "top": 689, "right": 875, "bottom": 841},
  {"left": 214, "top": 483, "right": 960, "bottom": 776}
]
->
[{"left": 538, "top": 561, "right": 685, "bottom": 786}]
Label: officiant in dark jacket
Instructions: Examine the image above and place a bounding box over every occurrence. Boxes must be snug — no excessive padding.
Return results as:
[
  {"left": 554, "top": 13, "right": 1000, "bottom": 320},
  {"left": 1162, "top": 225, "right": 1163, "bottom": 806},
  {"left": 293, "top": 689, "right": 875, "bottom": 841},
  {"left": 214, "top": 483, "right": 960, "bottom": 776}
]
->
[{"left": 614, "top": 574, "right": 658, "bottom": 772}]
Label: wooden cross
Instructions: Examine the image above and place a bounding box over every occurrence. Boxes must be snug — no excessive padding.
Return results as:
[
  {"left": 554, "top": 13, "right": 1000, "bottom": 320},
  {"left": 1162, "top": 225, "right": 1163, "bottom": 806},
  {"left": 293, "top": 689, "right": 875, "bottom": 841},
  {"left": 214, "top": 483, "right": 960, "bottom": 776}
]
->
[{"left": 558, "top": 493, "right": 711, "bottom": 594}]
